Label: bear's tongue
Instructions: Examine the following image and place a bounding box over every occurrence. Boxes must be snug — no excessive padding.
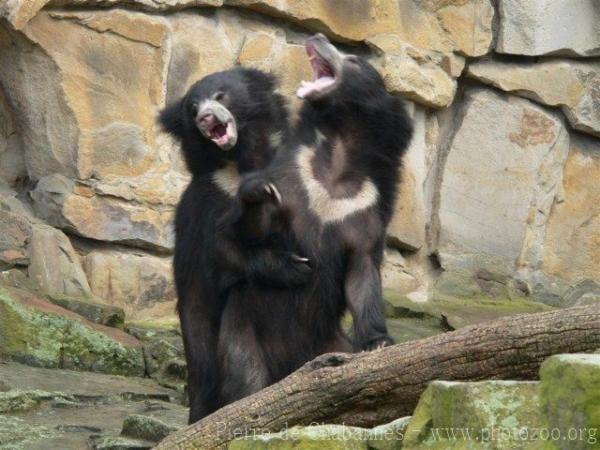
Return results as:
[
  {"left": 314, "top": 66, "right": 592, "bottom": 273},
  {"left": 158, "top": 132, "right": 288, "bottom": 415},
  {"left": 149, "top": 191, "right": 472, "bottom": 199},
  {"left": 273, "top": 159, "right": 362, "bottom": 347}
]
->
[
  {"left": 211, "top": 123, "right": 227, "bottom": 139},
  {"left": 297, "top": 77, "right": 336, "bottom": 98}
]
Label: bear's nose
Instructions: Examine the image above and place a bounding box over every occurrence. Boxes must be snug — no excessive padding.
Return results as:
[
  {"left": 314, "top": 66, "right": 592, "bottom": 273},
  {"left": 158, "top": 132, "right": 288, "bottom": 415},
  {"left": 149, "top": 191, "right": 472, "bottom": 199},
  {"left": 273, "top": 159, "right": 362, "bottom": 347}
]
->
[{"left": 198, "top": 113, "right": 215, "bottom": 126}]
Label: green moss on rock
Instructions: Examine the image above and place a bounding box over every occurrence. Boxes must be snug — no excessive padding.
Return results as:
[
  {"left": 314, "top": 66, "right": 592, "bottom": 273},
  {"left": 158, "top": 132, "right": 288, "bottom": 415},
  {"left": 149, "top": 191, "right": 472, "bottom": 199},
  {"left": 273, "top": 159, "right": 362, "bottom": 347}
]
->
[
  {"left": 0, "top": 390, "right": 73, "bottom": 414},
  {"left": 229, "top": 425, "right": 370, "bottom": 450},
  {"left": 0, "top": 414, "right": 59, "bottom": 447},
  {"left": 0, "top": 286, "right": 144, "bottom": 377},
  {"left": 540, "top": 354, "right": 600, "bottom": 450},
  {"left": 126, "top": 323, "right": 184, "bottom": 377},
  {"left": 154, "top": 358, "right": 187, "bottom": 394},
  {"left": 403, "top": 380, "right": 544, "bottom": 449},
  {"left": 367, "top": 416, "right": 411, "bottom": 450},
  {"left": 121, "top": 413, "right": 181, "bottom": 442},
  {"left": 384, "top": 289, "right": 554, "bottom": 330}
]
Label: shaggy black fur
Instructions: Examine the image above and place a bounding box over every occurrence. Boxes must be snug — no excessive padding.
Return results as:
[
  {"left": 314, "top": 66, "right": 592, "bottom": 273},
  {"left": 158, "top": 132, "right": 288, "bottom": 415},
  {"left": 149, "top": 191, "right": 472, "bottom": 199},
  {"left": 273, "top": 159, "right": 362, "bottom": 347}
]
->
[
  {"left": 159, "top": 68, "right": 307, "bottom": 423},
  {"left": 221, "top": 34, "right": 413, "bottom": 404}
]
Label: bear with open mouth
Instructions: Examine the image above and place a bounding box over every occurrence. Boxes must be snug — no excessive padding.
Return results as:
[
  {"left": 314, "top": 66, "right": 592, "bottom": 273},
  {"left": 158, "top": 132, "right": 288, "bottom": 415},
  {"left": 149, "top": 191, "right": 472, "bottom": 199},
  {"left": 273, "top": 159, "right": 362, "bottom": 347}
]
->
[
  {"left": 220, "top": 34, "right": 413, "bottom": 406},
  {"left": 159, "top": 67, "right": 311, "bottom": 423}
]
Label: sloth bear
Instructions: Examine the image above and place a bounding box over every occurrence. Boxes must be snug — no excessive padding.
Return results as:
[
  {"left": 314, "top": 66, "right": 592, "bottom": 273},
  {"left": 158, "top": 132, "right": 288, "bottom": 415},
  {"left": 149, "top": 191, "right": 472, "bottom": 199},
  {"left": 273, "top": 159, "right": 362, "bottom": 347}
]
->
[
  {"left": 159, "top": 68, "right": 309, "bottom": 423},
  {"left": 220, "top": 34, "right": 413, "bottom": 404}
]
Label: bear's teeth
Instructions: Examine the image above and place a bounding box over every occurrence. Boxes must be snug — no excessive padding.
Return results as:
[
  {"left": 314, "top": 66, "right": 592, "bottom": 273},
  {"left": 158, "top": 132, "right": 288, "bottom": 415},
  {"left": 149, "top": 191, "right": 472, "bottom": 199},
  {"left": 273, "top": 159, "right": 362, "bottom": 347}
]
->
[{"left": 296, "top": 77, "right": 336, "bottom": 99}]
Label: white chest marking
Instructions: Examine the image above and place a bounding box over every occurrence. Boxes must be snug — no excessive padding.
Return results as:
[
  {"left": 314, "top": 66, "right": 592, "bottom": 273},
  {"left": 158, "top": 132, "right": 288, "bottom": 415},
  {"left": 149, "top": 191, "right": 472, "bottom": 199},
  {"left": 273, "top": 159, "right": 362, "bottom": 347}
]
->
[
  {"left": 296, "top": 146, "right": 379, "bottom": 224},
  {"left": 212, "top": 132, "right": 281, "bottom": 198},
  {"left": 213, "top": 164, "right": 240, "bottom": 197}
]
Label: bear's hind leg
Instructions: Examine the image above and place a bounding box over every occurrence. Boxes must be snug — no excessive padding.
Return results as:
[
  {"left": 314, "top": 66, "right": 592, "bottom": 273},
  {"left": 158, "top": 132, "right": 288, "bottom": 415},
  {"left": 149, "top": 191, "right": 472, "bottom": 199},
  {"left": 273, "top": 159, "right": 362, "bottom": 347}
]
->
[{"left": 217, "top": 299, "right": 270, "bottom": 407}]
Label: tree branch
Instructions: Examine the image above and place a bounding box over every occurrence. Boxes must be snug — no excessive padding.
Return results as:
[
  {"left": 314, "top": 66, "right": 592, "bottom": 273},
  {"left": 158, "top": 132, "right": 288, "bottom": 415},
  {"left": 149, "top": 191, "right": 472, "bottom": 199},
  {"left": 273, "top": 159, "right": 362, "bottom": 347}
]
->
[{"left": 156, "top": 304, "right": 600, "bottom": 449}]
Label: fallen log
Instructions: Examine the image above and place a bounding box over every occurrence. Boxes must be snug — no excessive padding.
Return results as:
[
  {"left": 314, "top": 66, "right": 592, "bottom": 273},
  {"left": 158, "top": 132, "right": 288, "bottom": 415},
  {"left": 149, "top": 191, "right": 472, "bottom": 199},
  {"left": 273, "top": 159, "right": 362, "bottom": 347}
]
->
[{"left": 156, "top": 304, "right": 600, "bottom": 449}]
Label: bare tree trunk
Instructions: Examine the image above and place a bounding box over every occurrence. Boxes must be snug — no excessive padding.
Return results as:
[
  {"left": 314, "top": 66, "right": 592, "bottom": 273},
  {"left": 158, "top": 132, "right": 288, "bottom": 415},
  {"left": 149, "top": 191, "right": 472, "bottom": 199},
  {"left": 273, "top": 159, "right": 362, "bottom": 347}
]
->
[{"left": 156, "top": 304, "right": 600, "bottom": 449}]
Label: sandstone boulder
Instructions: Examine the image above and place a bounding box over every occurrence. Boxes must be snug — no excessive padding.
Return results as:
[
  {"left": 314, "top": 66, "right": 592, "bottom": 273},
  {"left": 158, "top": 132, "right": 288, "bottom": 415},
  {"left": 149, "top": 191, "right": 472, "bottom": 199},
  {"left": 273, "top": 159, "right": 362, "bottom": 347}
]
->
[
  {"left": 90, "top": 165, "right": 190, "bottom": 209},
  {"left": 497, "top": 0, "right": 600, "bottom": 57},
  {"left": 82, "top": 248, "right": 176, "bottom": 321},
  {"left": 0, "top": 0, "right": 49, "bottom": 30},
  {"left": 0, "top": 186, "right": 93, "bottom": 298},
  {"left": 165, "top": 11, "right": 236, "bottom": 104},
  {"left": 31, "top": 174, "right": 174, "bottom": 252},
  {"left": 381, "top": 249, "right": 420, "bottom": 295},
  {"left": 0, "top": 209, "right": 31, "bottom": 268},
  {"left": 0, "top": 9, "right": 169, "bottom": 181},
  {"left": 387, "top": 106, "right": 427, "bottom": 252},
  {"left": 468, "top": 59, "right": 600, "bottom": 138},
  {"left": 542, "top": 134, "right": 600, "bottom": 286},
  {"left": 28, "top": 224, "right": 92, "bottom": 298},
  {"left": 0, "top": 89, "right": 25, "bottom": 186},
  {"left": 436, "top": 89, "right": 569, "bottom": 286},
  {"left": 369, "top": 36, "right": 458, "bottom": 108}
]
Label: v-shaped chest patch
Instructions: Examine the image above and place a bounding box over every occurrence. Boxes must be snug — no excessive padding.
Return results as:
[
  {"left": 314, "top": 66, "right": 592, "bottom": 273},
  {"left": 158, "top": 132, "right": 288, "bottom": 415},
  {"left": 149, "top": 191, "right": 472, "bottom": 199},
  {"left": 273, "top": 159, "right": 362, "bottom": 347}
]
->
[
  {"left": 296, "top": 145, "right": 379, "bottom": 224},
  {"left": 212, "top": 163, "right": 241, "bottom": 197}
]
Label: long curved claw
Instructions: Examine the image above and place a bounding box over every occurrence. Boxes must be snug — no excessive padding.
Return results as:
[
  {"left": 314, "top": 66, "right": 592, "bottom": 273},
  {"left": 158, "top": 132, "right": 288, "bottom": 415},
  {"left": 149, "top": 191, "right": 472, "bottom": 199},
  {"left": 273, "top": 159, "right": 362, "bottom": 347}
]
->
[
  {"left": 291, "top": 254, "right": 310, "bottom": 263},
  {"left": 264, "top": 183, "right": 282, "bottom": 206}
]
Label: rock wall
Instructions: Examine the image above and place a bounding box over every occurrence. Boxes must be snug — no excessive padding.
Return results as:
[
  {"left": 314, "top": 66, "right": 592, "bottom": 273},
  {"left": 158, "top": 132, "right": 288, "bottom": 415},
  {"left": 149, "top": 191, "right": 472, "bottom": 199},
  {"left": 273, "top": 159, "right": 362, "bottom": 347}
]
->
[{"left": 0, "top": 0, "right": 599, "bottom": 323}]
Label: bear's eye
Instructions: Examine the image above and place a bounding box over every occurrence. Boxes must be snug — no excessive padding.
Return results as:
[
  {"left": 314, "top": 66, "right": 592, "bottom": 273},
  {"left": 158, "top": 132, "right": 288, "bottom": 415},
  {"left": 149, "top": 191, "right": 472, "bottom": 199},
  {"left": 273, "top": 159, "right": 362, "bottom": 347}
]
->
[
  {"left": 213, "top": 92, "right": 225, "bottom": 102},
  {"left": 190, "top": 102, "right": 199, "bottom": 116},
  {"left": 347, "top": 56, "right": 360, "bottom": 66}
]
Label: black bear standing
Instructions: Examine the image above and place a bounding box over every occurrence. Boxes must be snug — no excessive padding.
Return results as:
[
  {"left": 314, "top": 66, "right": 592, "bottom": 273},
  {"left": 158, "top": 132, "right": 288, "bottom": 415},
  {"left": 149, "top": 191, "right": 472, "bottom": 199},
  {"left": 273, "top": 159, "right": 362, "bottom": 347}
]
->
[
  {"left": 159, "top": 68, "right": 309, "bottom": 423},
  {"left": 221, "top": 34, "right": 413, "bottom": 404}
]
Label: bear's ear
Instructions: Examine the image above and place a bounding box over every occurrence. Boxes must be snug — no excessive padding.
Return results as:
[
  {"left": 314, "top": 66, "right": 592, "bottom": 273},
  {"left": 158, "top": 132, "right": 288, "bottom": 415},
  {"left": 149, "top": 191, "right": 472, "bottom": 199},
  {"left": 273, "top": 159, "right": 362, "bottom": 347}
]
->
[{"left": 159, "top": 98, "right": 185, "bottom": 139}]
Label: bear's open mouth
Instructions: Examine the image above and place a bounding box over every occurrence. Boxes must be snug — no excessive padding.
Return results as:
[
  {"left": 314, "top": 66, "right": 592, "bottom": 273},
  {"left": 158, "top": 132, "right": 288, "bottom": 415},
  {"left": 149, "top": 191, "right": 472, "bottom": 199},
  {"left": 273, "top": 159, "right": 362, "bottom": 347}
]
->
[
  {"left": 297, "top": 35, "right": 340, "bottom": 99},
  {"left": 195, "top": 101, "right": 238, "bottom": 150},
  {"left": 208, "top": 122, "right": 229, "bottom": 145},
  {"left": 203, "top": 119, "right": 236, "bottom": 149}
]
